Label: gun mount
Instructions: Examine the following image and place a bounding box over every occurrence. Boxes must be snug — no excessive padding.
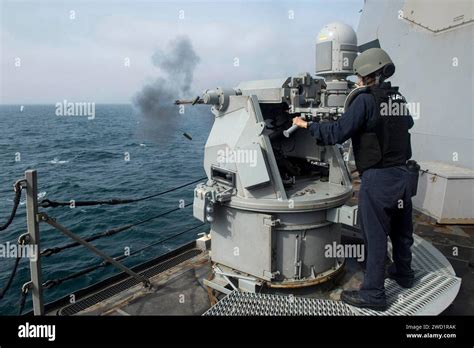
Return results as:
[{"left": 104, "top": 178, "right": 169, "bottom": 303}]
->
[{"left": 180, "top": 22, "right": 359, "bottom": 290}]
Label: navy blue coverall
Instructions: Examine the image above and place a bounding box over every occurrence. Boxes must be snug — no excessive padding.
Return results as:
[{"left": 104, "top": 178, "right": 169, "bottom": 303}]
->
[{"left": 309, "top": 93, "right": 415, "bottom": 303}]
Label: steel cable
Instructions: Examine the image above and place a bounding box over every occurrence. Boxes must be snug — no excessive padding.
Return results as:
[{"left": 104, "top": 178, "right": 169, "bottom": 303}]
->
[
  {"left": 39, "top": 177, "right": 206, "bottom": 208},
  {"left": 42, "top": 223, "right": 205, "bottom": 289},
  {"left": 41, "top": 203, "right": 193, "bottom": 257}
]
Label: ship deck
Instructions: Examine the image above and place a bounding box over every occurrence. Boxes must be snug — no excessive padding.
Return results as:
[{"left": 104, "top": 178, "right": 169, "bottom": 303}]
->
[{"left": 40, "top": 179, "right": 473, "bottom": 316}]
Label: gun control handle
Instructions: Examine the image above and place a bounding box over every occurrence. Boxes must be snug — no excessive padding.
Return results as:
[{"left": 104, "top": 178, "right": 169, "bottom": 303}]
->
[
  {"left": 283, "top": 122, "right": 312, "bottom": 138},
  {"left": 283, "top": 125, "right": 299, "bottom": 138}
]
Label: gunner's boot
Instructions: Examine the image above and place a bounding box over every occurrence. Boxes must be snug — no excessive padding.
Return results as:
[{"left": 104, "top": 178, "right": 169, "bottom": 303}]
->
[
  {"left": 341, "top": 290, "right": 388, "bottom": 311},
  {"left": 386, "top": 268, "right": 415, "bottom": 289}
]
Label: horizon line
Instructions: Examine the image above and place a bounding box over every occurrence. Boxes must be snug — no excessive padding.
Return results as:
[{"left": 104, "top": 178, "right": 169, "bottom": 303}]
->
[{"left": 0, "top": 103, "right": 133, "bottom": 106}]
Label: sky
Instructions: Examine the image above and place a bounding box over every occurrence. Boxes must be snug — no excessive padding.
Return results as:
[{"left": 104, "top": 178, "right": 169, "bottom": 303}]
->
[{"left": 0, "top": 0, "right": 364, "bottom": 104}]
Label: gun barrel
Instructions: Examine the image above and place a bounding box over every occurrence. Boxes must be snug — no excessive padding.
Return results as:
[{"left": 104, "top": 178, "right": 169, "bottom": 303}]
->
[{"left": 174, "top": 96, "right": 204, "bottom": 105}]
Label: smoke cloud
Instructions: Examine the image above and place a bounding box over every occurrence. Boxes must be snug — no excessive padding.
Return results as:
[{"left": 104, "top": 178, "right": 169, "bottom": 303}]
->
[
  {"left": 132, "top": 36, "right": 200, "bottom": 138},
  {"left": 151, "top": 37, "right": 200, "bottom": 95}
]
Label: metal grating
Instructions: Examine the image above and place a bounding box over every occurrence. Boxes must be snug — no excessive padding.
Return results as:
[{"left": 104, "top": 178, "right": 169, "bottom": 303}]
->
[
  {"left": 388, "top": 234, "right": 455, "bottom": 276},
  {"left": 411, "top": 241, "right": 455, "bottom": 276},
  {"left": 204, "top": 292, "right": 355, "bottom": 316},
  {"left": 349, "top": 270, "right": 461, "bottom": 316},
  {"left": 388, "top": 234, "right": 456, "bottom": 276},
  {"left": 59, "top": 248, "right": 202, "bottom": 315},
  {"left": 204, "top": 234, "right": 461, "bottom": 316},
  {"left": 205, "top": 269, "right": 460, "bottom": 316}
]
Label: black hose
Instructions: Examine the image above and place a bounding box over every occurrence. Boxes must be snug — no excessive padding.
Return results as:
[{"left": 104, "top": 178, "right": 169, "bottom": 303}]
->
[
  {"left": 0, "top": 256, "right": 21, "bottom": 299},
  {"left": 18, "top": 288, "right": 28, "bottom": 315},
  {"left": 0, "top": 181, "right": 24, "bottom": 231}
]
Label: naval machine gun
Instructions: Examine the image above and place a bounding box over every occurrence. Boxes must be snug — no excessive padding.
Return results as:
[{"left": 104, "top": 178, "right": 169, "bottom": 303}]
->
[{"left": 176, "top": 23, "right": 359, "bottom": 291}]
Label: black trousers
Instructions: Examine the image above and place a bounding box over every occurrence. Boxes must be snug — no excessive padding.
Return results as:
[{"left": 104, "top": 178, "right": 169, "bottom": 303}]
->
[{"left": 358, "top": 165, "right": 415, "bottom": 303}]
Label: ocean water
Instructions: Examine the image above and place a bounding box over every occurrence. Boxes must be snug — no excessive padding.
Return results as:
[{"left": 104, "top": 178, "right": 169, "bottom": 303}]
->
[{"left": 0, "top": 104, "right": 213, "bottom": 315}]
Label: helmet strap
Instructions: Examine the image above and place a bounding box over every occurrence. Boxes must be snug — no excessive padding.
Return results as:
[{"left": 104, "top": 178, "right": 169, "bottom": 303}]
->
[{"left": 377, "top": 74, "right": 385, "bottom": 84}]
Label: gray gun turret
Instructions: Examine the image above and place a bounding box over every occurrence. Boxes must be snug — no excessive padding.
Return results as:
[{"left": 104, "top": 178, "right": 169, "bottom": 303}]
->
[{"left": 179, "top": 22, "right": 360, "bottom": 289}]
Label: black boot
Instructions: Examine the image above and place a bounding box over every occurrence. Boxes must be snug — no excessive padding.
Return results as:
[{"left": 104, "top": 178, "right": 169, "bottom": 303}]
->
[
  {"left": 386, "top": 269, "right": 415, "bottom": 288},
  {"left": 341, "top": 290, "right": 388, "bottom": 311}
]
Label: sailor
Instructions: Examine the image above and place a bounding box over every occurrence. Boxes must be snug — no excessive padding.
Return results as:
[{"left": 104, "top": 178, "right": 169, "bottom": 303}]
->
[{"left": 292, "top": 48, "right": 417, "bottom": 311}]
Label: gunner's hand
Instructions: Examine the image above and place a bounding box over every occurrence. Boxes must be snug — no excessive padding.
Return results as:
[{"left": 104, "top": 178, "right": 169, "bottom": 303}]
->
[{"left": 292, "top": 117, "right": 308, "bottom": 129}]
